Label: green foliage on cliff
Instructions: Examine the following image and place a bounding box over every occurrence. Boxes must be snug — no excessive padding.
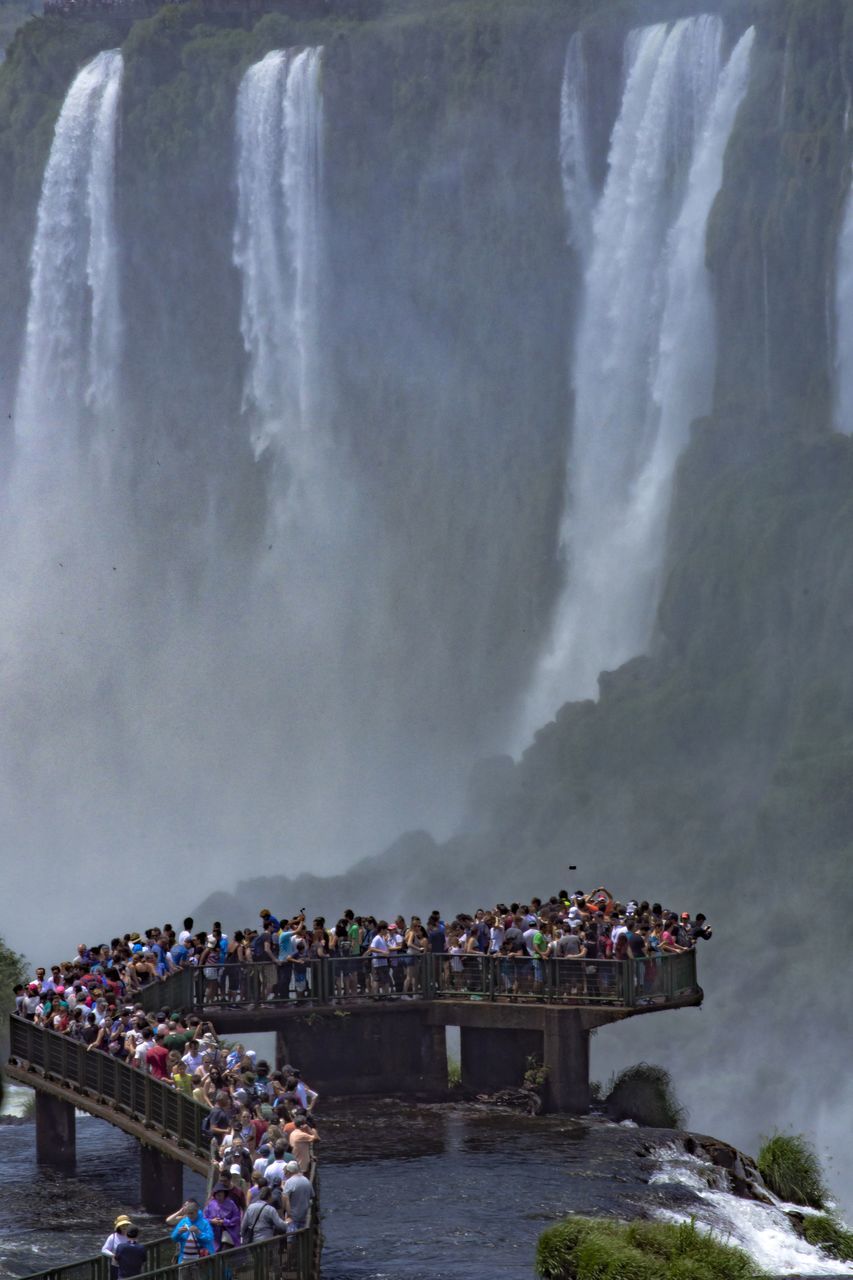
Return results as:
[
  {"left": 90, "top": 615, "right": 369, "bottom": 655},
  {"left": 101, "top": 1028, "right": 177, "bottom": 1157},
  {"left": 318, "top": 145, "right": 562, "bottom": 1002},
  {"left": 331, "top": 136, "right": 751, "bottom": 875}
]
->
[
  {"left": 536, "top": 1217, "right": 763, "bottom": 1280},
  {"left": 0, "top": 934, "right": 27, "bottom": 1066},
  {"left": 757, "top": 1134, "right": 828, "bottom": 1209}
]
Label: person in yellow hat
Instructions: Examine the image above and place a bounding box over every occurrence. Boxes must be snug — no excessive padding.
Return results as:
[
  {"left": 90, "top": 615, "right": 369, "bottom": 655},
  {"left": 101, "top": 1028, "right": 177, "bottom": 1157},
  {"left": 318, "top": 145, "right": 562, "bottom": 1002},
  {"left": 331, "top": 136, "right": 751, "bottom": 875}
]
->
[{"left": 101, "top": 1215, "right": 133, "bottom": 1280}]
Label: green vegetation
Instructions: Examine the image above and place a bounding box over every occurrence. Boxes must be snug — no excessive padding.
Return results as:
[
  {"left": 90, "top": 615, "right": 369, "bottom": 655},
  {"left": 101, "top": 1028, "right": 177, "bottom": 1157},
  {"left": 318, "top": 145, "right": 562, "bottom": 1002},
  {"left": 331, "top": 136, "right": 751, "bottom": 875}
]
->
[
  {"left": 602, "top": 1063, "right": 686, "bottom": 1130},
  {"left": 447, "top": 1059, "right": 462, "bottom": 1089},
  {"left": 0, "top": 934, "right": 27, "bottom": 1103},
  {"left": 800, "top": 1214, "right": 853, "bottom": 1263},
  {"left": 536, "top": 1217, "right": 764, "bottom": 1280},
  {"left": 524, "top": 1056, "right": 549, "bottom": 1092},
  {"left": 756, "top": 1134, "right": 828, "bottom": 1210}
]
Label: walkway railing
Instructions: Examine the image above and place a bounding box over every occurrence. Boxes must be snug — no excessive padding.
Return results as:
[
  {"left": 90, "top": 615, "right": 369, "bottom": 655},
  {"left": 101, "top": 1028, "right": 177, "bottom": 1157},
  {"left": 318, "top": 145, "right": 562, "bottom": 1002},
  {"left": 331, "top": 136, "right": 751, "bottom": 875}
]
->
[
  {"left": 21, "top": 1237, "right": 174, "bottom": 1280},
  {"left": 8, "top": 1017, "right": 208, "bottom": 1157},
  {"left": 133, "top": 950, "right": 699, "bottom": 1013},
  {"left": 22, "top": 1229, "right": 319, "bottom": 1280}
]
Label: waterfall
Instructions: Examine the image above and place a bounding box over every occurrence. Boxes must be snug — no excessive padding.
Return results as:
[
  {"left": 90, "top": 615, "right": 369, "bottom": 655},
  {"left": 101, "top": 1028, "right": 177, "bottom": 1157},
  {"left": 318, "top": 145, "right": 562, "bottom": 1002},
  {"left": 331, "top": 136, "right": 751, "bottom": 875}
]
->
[
  {"left": 520, "top": 17, "right": 754, "bottom": 739},
  {"left": 234, "top": 47, "right": 324, "bottom": 480},
  {"left": 560, "top": 32, "right": 595, "bottom": 261},
  {"left": 14, "top": 50, "right": 124, "bottom": 443},
  {"left": 835, "top": 177, "right": 853, "bottom": 434}
]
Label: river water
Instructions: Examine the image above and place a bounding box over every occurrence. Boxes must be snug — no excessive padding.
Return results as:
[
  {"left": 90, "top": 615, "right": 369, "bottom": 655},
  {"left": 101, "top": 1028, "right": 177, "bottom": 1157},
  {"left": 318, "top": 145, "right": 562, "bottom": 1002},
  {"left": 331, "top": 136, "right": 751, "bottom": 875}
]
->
[{"left": 0, "top": 1089, "right": 849, "bottom": 1280}]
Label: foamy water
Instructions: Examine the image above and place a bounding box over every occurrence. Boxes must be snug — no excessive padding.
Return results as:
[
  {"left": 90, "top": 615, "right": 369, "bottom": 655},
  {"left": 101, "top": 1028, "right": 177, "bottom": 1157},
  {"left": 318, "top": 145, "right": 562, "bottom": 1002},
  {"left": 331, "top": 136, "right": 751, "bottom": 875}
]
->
[{"left": 651, "top": 1143, "right": 853, "bottom": 1277}]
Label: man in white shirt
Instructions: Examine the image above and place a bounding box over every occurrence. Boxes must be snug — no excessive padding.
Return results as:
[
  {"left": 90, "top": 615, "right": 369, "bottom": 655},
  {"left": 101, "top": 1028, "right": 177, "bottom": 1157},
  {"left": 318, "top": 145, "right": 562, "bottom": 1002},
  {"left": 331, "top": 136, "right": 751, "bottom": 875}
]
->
[{"left": 368, "top": 923, "right": 391, "bottom": 996}]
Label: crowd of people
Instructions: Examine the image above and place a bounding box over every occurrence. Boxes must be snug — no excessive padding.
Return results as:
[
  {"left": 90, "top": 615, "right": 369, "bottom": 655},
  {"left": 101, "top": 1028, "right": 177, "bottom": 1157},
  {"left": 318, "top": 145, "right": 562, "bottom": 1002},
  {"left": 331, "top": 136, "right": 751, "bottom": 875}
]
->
[
  {"left": 91, "top": 1025, "right": 319, "bottom": 1273},
  {"left": 13, "top": 888, "right": 711, "bottom": 1023},
  {"left": 10, "top": 887, "right": 710, "bottom": 1274}
]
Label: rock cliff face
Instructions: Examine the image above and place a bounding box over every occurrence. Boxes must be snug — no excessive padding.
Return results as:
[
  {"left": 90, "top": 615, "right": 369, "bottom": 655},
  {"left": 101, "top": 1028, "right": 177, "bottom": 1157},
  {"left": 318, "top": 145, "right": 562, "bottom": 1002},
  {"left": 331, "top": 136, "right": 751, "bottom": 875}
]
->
[{"left": 1, "top": 0, "right": 853, "bottom": 1204}]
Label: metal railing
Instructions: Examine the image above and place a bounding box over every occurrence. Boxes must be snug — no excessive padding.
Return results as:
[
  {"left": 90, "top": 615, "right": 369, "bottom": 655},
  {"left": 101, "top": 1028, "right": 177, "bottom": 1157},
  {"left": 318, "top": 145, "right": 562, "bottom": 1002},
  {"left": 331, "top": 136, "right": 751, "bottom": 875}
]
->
[
  {"left": 20, "top": 1237, "right": 174, "bottom": 1280},
  {"left": 132, "top": 951, "right": 699, "bottom": 1012},
  {"left": 8, "top": 1017, "right": 208, "bottom": 1156},
  {"left": 17, "top": 1202, "right": 320, "bottom": 1280},
  {"left": 134, "top": 1225, "right": 319, "bottom": 1280}
]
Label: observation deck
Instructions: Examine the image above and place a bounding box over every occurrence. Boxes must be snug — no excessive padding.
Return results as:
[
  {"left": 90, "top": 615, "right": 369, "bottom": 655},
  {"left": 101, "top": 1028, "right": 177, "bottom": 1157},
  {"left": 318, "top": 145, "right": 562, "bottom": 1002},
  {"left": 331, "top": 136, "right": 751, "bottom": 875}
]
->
[{"left": 6, "top": 950, "right": 700, "bottom": 1261}]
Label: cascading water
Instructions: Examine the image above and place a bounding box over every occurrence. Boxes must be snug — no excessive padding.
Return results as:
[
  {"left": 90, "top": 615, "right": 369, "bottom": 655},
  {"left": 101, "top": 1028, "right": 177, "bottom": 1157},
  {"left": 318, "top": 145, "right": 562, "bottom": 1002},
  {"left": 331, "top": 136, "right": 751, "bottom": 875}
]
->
[
  {"left": 520, "top": 16, "right": 754, "bottom": 740},
  {"left": 234, "top": 46, "right": 324, "bottom": 493},
  {"left": 559, "top": 33, "right": 595, "bottom": 262},
  {"left": 835, "top": 177, "right": 853, "bottom": 434},
  {"left": 14, "top": 49, "right": 123, "bottom": 444}
]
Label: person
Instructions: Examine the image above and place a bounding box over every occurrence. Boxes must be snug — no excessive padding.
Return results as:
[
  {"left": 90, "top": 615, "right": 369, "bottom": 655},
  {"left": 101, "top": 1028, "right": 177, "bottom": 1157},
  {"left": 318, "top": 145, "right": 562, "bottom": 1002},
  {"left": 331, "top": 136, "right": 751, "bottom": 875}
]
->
[
  {"left": 264, "top": 1140, "right": 290, "bottom": 1198},
  {"left": 282, "top": 1159, "right": 314, "bottom": 1232},
  {"left": 690, "top": 913, "right": 713, "bottom": 943},
  {"left": 202, "top": 1091, "right": 233, "bottom": 1148},
  {"left": 288, "top": 1115, "right": 318, "bottom": 1173},
  {"left": 204, "top": 1183, "right": 241, "bottom": 1250},
  {"left": 170, "top": 1199, "right": 216, "bottom": 1262},
  {"left": 101, "top": 1215, "right": 133, "bottom": 1280},
  {"left": 114, "top": 1226, "right": 146, "bottom": 1279},
  {"left": 241, "top": 1186, "right": 289, "bottom": 1241},
  {"left": 145, "top": 1031, "right": 170, "bottom": 1080},
  {"left": 366, "top": 921, "right": 392, "bottom": 997}
]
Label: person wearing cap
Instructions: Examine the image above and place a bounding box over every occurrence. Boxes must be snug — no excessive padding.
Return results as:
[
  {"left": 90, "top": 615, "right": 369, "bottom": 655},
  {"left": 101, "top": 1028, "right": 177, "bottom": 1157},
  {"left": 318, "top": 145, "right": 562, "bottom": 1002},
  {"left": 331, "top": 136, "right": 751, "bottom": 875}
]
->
[
  {"left": 114, "top": 1226, "right": 146, "bottom": 1279},
  {"left": 282, "top": 1160, "right": 314, "bottom": 1232},
  {"left": 241, "top": 1186, "right": 289, "bottom": 1242},
  {"left": 204, "top": 1183, "right": 241, "bottom": 1250},
  {"left": 101, "top": 1215, "right": 133, "bottom": 1280}
]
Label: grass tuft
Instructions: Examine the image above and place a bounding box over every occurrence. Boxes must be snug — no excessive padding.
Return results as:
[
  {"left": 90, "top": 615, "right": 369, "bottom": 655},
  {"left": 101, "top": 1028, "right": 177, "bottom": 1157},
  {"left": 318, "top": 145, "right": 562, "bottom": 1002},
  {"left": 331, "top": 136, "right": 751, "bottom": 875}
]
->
[
  {"left": 756, "top": 1133, "right": 827, "bottom": 1209},
  {"left": 536, "top": 1216, "right": 764, "bottom": 1280},
  {"left": 603, "top": 1062, "right": 687, "bottom": 1129},
  {"left": 800, "top": 1214, "right": 853, "bottom": 1261}
]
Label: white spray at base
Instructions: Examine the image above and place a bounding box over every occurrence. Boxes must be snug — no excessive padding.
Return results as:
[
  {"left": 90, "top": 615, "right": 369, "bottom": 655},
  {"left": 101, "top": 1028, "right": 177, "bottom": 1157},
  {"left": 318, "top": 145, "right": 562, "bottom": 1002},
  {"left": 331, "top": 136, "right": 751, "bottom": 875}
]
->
[
  {"left": 520, "top": 19, "right": 754, "bottom": 740},
  {"left": 650, "top": 1143, "right": 853, "bottom": 1276},
  {"left": 835, "top": 175, "right": 853, "bottom": 434},
  {"left": 14, "top": 49, "right": 124, "bottom": 445},
  {"left": 234, "top": 46, "right": 324, "bottom": 501}
]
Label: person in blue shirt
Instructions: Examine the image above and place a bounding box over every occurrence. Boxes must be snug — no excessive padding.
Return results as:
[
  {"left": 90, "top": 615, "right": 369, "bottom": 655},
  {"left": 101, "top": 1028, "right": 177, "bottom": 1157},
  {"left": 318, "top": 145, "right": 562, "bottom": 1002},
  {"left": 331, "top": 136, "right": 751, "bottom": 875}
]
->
[
  {"left": 170, "top": 1200, "right": 216, "bottom": 1260},
  {"left": 275, "top": 923, "right": 295, "bottom": 999}
]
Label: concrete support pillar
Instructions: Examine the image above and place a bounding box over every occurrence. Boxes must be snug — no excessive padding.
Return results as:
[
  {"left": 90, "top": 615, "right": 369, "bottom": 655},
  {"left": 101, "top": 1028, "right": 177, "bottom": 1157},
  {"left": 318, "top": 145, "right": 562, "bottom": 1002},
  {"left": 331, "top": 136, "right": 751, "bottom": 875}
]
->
[
  {"left": 278, "top": 1007, "right": 448, "bottom": 1098},
  {"left": 35, "top": 1092, "right": 75, "bottom": 1167},
  {"left": 542, "top": 1011, "right": 590, "bottom": 1114},
  {"left": 140, "top": 1144, "right": 183, "bottom": 1216},
  {"left": 459, "top": 1027, "right": 542, "bottom": 1095}
]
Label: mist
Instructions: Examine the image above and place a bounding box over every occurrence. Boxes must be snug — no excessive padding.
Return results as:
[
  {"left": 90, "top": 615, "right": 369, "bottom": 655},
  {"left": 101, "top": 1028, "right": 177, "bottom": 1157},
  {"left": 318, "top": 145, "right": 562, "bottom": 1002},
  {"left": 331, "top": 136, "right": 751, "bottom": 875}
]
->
[{"left": 1, "top": 0, "right": 852, "bottom": 1232}]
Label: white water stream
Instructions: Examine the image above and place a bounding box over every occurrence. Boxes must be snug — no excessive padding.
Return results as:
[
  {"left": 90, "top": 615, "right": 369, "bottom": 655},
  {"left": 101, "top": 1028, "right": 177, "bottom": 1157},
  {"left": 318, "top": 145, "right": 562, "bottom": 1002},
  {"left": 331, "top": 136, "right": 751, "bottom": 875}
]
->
[
  {"left": 521, "top": 18, "right": 754, "bottom": 739},
  {"left": 835, "top": 176, "right": 853, "bottom": 434},
  {"left": 14, "top": 49, "right": 123, "bottom": 444},
  {"left": 651, "top": 1143, "right": 853, "bottom": 1276},
  {"left": 234, "top": 46, "right": 324, "bottom": 490}
]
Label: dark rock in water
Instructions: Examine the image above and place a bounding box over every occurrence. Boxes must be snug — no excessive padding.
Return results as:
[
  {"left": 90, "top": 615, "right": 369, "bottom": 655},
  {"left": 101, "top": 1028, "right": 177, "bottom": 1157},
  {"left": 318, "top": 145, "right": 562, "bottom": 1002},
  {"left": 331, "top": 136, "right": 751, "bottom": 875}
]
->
[{"left": 474, "top": 1087, "right": 543, "bottom": 1115}]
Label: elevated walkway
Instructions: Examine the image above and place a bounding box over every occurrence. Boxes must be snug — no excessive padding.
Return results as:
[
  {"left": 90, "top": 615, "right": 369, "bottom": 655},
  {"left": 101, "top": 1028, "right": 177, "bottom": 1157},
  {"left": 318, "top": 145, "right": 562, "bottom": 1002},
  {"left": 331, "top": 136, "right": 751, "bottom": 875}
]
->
[{"left": 136, "top": 951, "right": 702, "bottom": 1113}]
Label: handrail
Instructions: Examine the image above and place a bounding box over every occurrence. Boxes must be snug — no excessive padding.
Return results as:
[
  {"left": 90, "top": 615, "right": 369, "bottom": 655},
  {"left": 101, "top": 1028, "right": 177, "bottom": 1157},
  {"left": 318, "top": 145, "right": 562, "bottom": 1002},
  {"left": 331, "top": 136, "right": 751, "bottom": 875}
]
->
[
  {"left": 131, "top": 950, "right": 699, "bottom": 1013},
  {"left": 9, "top": 1017, "right": 322, "bottom": 1280},
  {"left": 8, "top": 1017, "right": 210, "bottom": 1159},
  {"left": 14, "top": 1188, "right": 320, "bottom": 1280},
  {"left": 19, "top": 1236, "right": 174, "bottom": 1280}
]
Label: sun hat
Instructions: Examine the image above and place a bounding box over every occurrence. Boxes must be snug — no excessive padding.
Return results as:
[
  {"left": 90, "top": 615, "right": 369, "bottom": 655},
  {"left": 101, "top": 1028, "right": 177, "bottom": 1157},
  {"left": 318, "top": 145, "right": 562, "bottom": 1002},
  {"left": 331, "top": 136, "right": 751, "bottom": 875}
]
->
[{"left": 114, "top": 1214, "right": 133, "bottom": 1228}]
